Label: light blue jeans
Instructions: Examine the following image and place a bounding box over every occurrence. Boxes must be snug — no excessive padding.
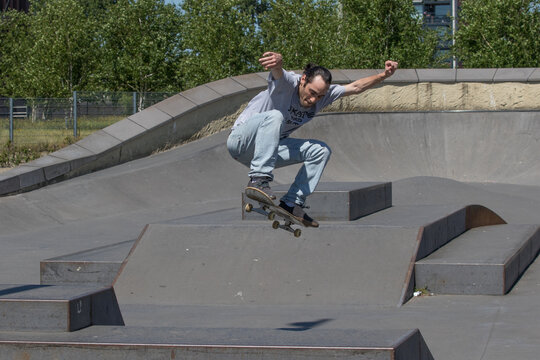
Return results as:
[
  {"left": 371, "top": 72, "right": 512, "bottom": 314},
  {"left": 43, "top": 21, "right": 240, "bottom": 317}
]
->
[{"left": 227, "top": 110, "right": 331, "bottom": 206}]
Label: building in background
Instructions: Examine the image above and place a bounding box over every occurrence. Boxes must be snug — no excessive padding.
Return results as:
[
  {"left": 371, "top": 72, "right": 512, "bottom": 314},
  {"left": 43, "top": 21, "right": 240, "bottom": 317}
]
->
[
  {"left": 1, "top": 0, "right": 29, "bottom": 12},
  {"left": 413, "top": 0, "right": 460, "bottom": 67}
]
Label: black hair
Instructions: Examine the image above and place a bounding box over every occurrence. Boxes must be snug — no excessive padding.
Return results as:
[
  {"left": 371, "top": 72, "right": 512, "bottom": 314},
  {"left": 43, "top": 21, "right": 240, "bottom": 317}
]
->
[{"left": 303, "top": 63, "right": 332, "bottom": 85}]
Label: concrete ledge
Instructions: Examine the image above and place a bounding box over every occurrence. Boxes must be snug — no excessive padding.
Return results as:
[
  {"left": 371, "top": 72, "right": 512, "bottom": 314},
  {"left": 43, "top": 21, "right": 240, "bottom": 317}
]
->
[
  {"left": 0, "top": 165, "right": 45, "bottom": 193},
  {"left": 493, "top": 68, "right": 537, "bottom": 82},
  {"left": 41, "top": 240, "right": 135, "bottom": 286},
  {"left": 49, "top": 144, "right": 97, "bottom": 171},
  {"left": 181, "top": 84, "right": 223, "bottom": 105},
  {"left": 206, "top": 77, "right": 248, "bottom": 97},
  {"left": 415, "top": 225, "right": 540, "bottom": 295},
  {"left": 76, "top": 129, "right": 123, "bottom": 154},
  {"left": 0, "top": 328, "right": 433, "bottom": 360},
  {"left": 231, "top": 72, "right": 269, "bottom": 89},
  {"left": 242, "top": 182, "right": 392, "bottom": 221},
  {"left": 0, "top": 285, "right": 124, "bottom": 331},
  {"left": 127, "top": 106, "right": 172, "bottom": 130},
  {"left": 339, "top": 69, "right": 380, "bottom": 83},
  {"left": 416, "top": 68, "right": 456, "bottom": 83},
  {"left": 102, "top": 118, "right": 147, "bottom": 142},
  {"left": 384, "top": 69, "right": 420, "bottom": 83},
  {"left": 153, "top": 93, "right": 198, "bottom": 118},
  {"left": 528, "top": 68, "right": 540, "bottom": 82},
  {"left": 457, "top": 68, "right": 498, "bottom": 82},
  {"left": 328, "top": 69, "right": 351, "bottom": 83},
  {"left": 23, "top": 155, "right": 71, "bottom": 181},
  {"left": 0, "top": 173, "right": 21, "bottom": 194}
]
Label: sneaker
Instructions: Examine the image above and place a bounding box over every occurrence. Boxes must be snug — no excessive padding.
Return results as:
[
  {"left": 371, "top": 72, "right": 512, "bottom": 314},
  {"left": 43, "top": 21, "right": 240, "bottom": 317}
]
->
[
  {"left": 279, "top": 201, "right": 319, "bottom": 228},
  {"left": 246, "top": 176, "right": 276, "bottom": 202}
]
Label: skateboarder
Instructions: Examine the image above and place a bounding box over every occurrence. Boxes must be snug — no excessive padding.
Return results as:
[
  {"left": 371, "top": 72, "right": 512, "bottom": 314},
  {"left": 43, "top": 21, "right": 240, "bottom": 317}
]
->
[{"left": 227, "top": 52, "right": 398, "bottom": 227}]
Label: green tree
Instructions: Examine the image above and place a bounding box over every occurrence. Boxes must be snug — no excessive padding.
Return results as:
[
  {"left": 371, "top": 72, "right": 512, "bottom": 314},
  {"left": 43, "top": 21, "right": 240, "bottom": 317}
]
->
[
  {"left": 97, "top": 0, "right": 182, "bottom": 107},
  {"left": 259, "top": 0, "right": 342, "bottom": 70},
  {"left": 454, "top": 0, "right": 540, "bottom": 67},
  {"left": 180, "top": 0, "right": 263, "bottom": 88},
  {"left": 338, "top": 0, "right": 440, "bottom": 68},
  {"left": 20, "top": 0, "right": 99, "bottom": 97},
  {"left": 258, "top": 0, "right": 439, "bottom": 70},
  {"left": 0, "top": 10, "right": 31, "bottom": 97}
]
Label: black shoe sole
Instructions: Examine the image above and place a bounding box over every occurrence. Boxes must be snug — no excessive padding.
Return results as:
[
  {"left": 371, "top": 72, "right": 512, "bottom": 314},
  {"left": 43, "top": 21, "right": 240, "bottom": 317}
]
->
[{"left": 279, "top": 203, "right": 319, "bottom": 228}]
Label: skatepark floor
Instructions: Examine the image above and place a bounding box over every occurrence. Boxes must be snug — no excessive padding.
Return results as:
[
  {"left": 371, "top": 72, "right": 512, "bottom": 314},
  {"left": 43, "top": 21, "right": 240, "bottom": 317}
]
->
[{"left": 1, "top": 112, "right": 540, "bottom": 359}]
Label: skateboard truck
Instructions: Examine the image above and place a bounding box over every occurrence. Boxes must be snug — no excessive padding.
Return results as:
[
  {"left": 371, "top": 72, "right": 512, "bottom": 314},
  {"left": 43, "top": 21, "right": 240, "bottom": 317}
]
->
[{"left": 244, "top": 202, "right": 303, "bottom": 238}]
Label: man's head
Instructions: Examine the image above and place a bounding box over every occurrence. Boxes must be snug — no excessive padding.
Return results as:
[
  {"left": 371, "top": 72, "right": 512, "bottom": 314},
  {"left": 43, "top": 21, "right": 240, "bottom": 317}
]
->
[{"left": 298, "top": 64, "right": 332, "bottom": 108}]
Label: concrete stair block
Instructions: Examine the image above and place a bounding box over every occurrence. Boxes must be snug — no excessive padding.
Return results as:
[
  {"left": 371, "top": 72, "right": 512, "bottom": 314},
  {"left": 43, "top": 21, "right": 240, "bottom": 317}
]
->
[
  {"left": 415, "top": 225, "right": 540, "bottom": 295},
  {"left": 0, "top": 327, "right": 433, "bottom": 360},
  {"left": 40, "top": 240, "right": 135, "bottom": 286},
  {"left": 242, "top": 182, "right": 392, "bottom": 221},
  {"left": 0, "top": 285, "right": 124, "bottom": 331}
]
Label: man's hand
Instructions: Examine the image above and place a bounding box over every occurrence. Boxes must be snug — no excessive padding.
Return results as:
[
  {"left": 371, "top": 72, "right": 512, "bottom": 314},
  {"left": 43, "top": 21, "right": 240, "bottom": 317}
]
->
[
  {"left": 343, "top": 60, "right": 399, "bottom": 96},
  {"left": 382, "top": 60, "right": 399, "bottom": 79},
  {"left": 259, "top": 52, "right": 283, "bottom": 80},
  {"left": 259, "top": 52, "right": 283, "bottom": 70}
]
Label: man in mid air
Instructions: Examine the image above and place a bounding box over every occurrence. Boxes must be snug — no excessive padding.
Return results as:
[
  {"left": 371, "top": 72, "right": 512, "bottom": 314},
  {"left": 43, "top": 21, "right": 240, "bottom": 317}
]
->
[{"left": 227, "top": 52, "right": 398, "bottom": 227}]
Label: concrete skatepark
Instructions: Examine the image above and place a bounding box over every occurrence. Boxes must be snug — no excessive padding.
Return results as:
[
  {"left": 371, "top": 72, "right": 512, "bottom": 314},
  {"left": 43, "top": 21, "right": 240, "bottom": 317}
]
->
[{"left": 1, "top": 68, "right": 540, "bottom": 359}]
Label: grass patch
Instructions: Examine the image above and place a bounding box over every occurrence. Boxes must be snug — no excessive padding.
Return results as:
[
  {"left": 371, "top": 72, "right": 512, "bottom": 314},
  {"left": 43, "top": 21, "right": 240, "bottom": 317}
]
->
[
  {"left": 0, "top": 141, "right": 42, "bottom": 167},
  {"left": 0, "top": 115, "right": 123, "bottom": 168}
]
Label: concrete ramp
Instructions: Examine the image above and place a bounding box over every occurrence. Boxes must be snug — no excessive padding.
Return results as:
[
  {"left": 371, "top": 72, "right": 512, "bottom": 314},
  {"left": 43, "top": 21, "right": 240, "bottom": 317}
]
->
[
  {"left": 114, "top": 224, "right": 420, "bottom": 307},
  {"left": 293, "top": 111, "right": 540, "bottom": 185},
  {"left": 113, "top": 201, "right": 506, "bottom": 307}
]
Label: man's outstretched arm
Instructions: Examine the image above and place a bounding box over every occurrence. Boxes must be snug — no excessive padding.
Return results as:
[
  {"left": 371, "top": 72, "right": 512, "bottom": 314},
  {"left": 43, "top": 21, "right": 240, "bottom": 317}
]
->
[
  {"left": 343, "top": 60, "right": 398, "bottom": 96},
  {"left": 259, "top": 52, "right": 283, "bottom": 80}
]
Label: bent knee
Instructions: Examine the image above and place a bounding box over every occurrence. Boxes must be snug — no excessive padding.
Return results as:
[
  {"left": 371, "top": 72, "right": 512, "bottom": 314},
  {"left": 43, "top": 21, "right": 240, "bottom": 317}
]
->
[
  {"left": 323, "top": 143, "right": 332, "bottom": 156},
  {"left": 321, "top": 145, "right": 332, "bottom": 161},
  {"left": 267, "top": 109, "right": 283, "bottom": 119},
  {"left": 265, "top": 110, "right": 284, "bottom": 125},
  {"left": 312, "top": 141, "right": 332, "bottom": 161}
]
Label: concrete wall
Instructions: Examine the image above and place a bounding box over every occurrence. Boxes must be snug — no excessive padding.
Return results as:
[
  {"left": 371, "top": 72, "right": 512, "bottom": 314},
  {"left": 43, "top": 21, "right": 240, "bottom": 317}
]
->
[
  {"left": 1, "top": 68, "right": 539, "bottom": 196},
  {"left": 327, "top": 68, "right": 540, "bottom": 112}
]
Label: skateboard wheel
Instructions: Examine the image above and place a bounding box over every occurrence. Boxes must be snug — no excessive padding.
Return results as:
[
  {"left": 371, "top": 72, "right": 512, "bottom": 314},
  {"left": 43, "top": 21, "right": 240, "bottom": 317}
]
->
[
  {"left": 245, "top": 203, "right": 253, "bottom": 212},
  {"left": 294, "top": 229, "right": 302, "bottom": 237},
  {"left": 272, "top": 220, "right": 280, "bottom": 229},
  {"left": 268, "top": 212, "right": 276, "bottom": 220}
]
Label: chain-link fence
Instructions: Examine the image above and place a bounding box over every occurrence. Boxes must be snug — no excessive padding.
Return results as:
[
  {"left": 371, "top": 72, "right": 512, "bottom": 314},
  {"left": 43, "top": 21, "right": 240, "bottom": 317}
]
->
[{"left": 0, "top": 91, "right": 176, "bottom": 147}]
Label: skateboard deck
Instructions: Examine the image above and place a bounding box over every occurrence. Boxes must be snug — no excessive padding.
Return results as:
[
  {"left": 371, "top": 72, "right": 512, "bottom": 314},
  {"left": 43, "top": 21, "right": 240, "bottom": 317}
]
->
[{"left": 245, "top": 187, "right": 305, "bottom": 237}]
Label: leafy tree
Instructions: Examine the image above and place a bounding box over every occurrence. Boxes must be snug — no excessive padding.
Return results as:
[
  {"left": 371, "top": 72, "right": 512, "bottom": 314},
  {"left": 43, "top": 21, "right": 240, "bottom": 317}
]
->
[
  {"left": 97, "top": 0, "right": 182, "bottom": 107},
  {"left": 12, "top": 0, "right": 99, "bottom": 97},
  {"left": 454, "top": 0, "right": 540, "bottom": 67},
  {"left": 0, "top": 10, "right": 31, "bottom": 97},
  {"left": 179, "top": 0, "right": 263, "bottom": 88},
  {"left": 259, "top": 0, "right": 342, "bottom": 70},
  {"left": 338, "top": 0, "right": 440, "bottom": 68},
  {"left": 258, "top": 0, "right": 439, "bottom": 70}
]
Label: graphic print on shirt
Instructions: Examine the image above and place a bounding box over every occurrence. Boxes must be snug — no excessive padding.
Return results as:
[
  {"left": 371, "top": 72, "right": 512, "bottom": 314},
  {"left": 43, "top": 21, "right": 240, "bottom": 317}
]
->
[
  {"left": 286, "top": 105, "right": 316, "bottom": 127},
  {"left": 280, "top": 103, "right": 317, "bottom": 138}
]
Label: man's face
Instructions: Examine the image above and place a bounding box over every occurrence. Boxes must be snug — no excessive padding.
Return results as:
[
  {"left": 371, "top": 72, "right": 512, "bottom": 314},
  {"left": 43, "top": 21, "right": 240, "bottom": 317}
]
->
[{"left": 298, "top": 75, "right": 329, "bottom": 108}]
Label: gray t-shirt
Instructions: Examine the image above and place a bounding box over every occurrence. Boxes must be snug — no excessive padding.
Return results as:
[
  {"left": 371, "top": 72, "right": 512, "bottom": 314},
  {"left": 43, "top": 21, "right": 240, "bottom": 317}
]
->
[{"left": 232, "top": 69, "right": 345, "bottom": 138}]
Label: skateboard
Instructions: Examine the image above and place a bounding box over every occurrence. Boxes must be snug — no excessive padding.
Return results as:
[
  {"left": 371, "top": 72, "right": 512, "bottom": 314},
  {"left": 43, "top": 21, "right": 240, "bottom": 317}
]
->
[{"left": 244, "top": 187, "right": 305, "bottom": 237}]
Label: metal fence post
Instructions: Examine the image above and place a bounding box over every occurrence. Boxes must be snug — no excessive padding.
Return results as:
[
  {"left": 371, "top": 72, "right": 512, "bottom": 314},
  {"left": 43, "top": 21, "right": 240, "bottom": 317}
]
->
[
  {"left": 133, "top": 92, "right": 137, "bottom": 114},
  {"left": 9, "top": 98, "right": 14, "bottom": 143},
  {"left": 73, "top": 91, "right": 77, "bottom": 138}
]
